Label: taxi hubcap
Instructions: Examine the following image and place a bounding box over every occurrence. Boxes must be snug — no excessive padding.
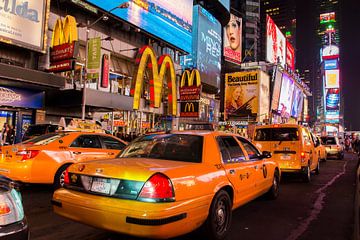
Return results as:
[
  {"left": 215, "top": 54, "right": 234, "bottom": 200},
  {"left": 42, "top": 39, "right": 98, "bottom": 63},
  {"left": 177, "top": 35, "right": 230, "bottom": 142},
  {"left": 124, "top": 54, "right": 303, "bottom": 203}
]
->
[{"left": 215, "top": 199, "right": 227, "bottom": 233}]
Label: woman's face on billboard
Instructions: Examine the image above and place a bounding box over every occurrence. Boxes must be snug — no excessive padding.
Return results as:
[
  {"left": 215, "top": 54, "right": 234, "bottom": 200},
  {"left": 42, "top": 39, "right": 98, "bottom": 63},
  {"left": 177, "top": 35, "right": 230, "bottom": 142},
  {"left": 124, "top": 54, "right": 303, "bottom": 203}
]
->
[
  {"left": 232, "top": 87, "right": 242, "bottom": 100},
  {"left": 226, "top": 19, "right": 241, "bottom": 52}
]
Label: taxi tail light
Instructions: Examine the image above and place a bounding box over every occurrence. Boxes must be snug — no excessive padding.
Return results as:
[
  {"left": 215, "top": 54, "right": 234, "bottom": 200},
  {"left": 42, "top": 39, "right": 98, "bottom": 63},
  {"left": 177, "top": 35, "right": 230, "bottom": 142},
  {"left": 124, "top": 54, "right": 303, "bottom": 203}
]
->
[
  {"left": 138, "top": 173, "right": 175, "bottom": 202},
  {"left": 64, "top": 168, "right": 70, "bottom": 185},
  {"left": 0, "top": 190, "right": 24, "bottom": 226},
  {"left": 300, "top": 152, "right": 306, "bottom": 163},
  {"left": 0, "top": 203, "right": 11, "bottom": 215},
  {"left": 16, "top": 150, "right": 40, "bottom": 160}
]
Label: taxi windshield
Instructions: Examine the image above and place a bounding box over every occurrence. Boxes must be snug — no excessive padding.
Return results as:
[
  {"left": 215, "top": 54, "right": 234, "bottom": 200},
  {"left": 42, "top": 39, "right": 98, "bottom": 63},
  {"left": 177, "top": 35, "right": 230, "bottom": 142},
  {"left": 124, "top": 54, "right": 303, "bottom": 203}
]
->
[
  {"left": 22, "top": 133, "right": 68, "bottom": 145},
  {"left": 255, "top": 128, "right": 299, "bottom": 141},
  {"left": 119, "top": 134, "right": 203, "bottom": 163}
]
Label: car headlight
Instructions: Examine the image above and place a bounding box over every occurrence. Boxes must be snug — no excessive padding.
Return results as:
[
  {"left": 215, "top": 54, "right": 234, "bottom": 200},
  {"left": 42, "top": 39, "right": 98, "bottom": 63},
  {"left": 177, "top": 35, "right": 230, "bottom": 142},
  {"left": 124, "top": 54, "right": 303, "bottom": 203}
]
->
[{"left": 0, "top": 188, "right": 24, "bottom": 226}]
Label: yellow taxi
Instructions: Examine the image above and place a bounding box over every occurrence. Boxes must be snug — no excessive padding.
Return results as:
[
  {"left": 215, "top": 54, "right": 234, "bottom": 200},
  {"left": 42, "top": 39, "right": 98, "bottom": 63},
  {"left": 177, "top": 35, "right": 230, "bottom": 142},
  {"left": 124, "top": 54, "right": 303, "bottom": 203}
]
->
[
  {"left": 253, "top": 124, "right": 320, "bottom": 182},
  {"left": 0, "top": 132, "right": 127, "bottom": 188},
  {"left": 52, "top": 131, "right": 280, "bottom": 239},
  {"left": 314, "top": 135, "right": 327, "bottom": 161}
]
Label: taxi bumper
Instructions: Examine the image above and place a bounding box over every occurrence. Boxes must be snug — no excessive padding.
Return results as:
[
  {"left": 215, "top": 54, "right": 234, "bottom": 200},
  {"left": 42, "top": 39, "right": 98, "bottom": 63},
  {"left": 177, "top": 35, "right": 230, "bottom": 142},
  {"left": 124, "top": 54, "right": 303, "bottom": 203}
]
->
[
  {"left": 52, "top": 188, "right": 210, "bottom": 239},
  {"left": 0, "top": 161, "right": 33, "bottom": 183}
]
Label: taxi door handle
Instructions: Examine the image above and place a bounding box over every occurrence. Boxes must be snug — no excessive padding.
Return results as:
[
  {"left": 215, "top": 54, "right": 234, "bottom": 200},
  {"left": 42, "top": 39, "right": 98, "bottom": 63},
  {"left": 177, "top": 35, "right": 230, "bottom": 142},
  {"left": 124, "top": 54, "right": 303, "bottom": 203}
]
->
[
  {"left": 229, "top": 169, "right": 235, "bottom": 175},
  {"left": 72, "top": 151, "right": 82, "bottom": 155}
]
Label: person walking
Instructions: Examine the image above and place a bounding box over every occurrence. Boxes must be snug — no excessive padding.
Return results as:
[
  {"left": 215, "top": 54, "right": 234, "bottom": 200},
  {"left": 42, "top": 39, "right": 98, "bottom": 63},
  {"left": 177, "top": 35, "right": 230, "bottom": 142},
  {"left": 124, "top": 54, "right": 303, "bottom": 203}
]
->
[{"left": 2, "top": 124, "right": 14, "bottom": 145}]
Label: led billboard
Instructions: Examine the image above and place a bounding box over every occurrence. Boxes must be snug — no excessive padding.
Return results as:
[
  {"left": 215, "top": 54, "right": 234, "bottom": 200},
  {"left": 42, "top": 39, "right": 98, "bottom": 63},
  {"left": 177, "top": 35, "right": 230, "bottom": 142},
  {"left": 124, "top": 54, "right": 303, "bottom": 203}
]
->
[
  {"left": 320, "top": 12, "right": 335, "bottom": 24},
  {"left": 0, "top": 0, "right": 49, "bottom": 52},
  {"left": 291, "top": 86, "right": 304, "bottom": 118},
  {"left": 271, "top": 68, "right": 282, "bottom": 111},
  {"left": 87, "top": 0, "right": 193, "bottom": 53},
  {"left": 278, "top": 73, "right": 294, "bottom": 118},
  {"left": 325, "top": 69, "right": 340, "bottom": 88},
  {"left": 266, "top": 15, "right": 286, "bottom": 67},
  {"left": 192, "top": 5, "right": 221, "bottom": 88},
  {"left": 224, "top": 14, "right": 242, "bottom": 64},
  {"left": 322, "top": 45, "right": 339, "bottom": 60},
  {"left": 286, "top": 40, "right": 295, "bottom": 70},
  {"left": 325, "top": 88, "right": 340, "bottom": 111},
  {"left": 324, "top": 59, "right": 338, "bottom": 70}
]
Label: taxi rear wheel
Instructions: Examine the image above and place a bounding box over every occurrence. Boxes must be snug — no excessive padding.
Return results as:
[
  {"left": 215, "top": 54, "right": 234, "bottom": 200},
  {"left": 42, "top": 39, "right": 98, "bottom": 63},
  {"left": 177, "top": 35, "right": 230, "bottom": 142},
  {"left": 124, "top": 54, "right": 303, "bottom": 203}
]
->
[
  {"left": 303, "top": 165, "right": 311, "bottom": 183},
  {"left": 203, "top": 190, "right": 232, "bottom": 240},
  {"left": 53, "top": 164, "right": 71, "bottom": 189},
  {"left": 315, "top": 161, "right": 320, "bottom": 175}
]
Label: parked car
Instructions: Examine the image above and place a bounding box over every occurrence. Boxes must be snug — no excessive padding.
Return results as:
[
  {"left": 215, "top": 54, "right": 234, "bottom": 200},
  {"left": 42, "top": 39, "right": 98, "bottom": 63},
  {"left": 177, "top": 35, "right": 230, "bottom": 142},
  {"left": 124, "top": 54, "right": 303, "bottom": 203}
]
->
[
  {"left": 0, "top": 175, "right": 29, "bottom": 240},
  {"left": 252, "top": 124, "right": 320, "bottom": 182},
  {"left": 321, "top": 136, "right": 344, "bottom": 160},
  {"left": 22, "top": 124, "right": 59, "bottom": 142},
  {"left": 52, "top": 131, "right": 280, "bottom": 240},
  {"left": 0, "top": 132, "right": 127, "bottom": 188}
]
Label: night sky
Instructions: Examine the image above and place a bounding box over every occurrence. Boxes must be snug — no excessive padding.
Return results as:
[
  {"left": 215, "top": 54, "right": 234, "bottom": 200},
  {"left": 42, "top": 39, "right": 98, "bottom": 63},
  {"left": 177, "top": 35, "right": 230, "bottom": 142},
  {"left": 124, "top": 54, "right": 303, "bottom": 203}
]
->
[{"left": 296, "top": 0, "right": 360, "bottom": 130}]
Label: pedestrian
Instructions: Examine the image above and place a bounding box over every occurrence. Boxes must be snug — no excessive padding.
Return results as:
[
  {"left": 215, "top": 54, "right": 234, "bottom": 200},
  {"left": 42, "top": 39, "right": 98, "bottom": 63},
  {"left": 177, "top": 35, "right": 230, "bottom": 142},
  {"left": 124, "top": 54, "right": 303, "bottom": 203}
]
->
[
  {"left": 345, "top": 136, "right": 351, "bottom": 152},
  {"left": 2, "top": 124, "right": 14, "bottom": 145}
]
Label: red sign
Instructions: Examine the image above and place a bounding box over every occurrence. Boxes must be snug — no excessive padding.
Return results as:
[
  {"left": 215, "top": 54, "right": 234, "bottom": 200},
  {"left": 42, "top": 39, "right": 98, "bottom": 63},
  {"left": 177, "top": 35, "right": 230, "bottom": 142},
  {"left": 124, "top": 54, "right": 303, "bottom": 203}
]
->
[
  {"left": 101, "top": 54, "right": 110, "bottom": 88},
  {"left": 113, "top": 120, "right": 126, "bottom": 127},
  {"left": 286, "top": 41, "right": 295, "bottom": 71},
  {"left": 180, "top": 102, "right": 199, "bottom": 118},
  {"left": 50, "top": 42, "right": 79, "bottom": 62},
  {"left": 49, "top": 59, "right": 75, "bottom": 73},
  {"left": 142, "top": 122, "right": 151, "bottom": 128},
  {"left": 179, "top": 86, "right": 201, "bottom": 101}
]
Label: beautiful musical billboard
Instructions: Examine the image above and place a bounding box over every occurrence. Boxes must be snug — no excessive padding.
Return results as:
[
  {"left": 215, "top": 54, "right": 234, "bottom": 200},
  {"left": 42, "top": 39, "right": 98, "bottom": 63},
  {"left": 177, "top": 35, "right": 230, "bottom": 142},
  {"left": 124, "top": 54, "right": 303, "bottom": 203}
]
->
[
  {"left": 224, "top": 14, "right": 242, "bottom": 64},
  {"left": 278, "top": 73, "right": 294, "bottom": 118},
  {"left": 266, "top": 15, "right": 286, "bottom": 67},
  {"left": 87, "top": 0, "right": 193, "bottom": 53},
  {"left": 325, "top": 69, "right": 340, "bottom": 88}
]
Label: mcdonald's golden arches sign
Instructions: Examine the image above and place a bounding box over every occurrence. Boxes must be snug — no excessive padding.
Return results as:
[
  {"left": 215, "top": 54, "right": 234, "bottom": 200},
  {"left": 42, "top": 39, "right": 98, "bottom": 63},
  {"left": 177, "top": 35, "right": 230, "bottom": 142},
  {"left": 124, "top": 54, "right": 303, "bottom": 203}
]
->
[
  {"left": 130, "top": 45, "right": 177, "bottom": 116},
  {"left": 179, "top": 69, "right": 201, "bottom": 101}
]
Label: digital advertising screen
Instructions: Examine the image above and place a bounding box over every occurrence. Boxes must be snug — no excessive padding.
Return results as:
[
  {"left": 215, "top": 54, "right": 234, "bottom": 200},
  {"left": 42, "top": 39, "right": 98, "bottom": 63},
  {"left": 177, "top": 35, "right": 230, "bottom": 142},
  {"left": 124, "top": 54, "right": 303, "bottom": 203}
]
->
[
  {"left": 286, "top": 41, "right": 295, "bottom": 70},
  {"left": 325, "top": 69, "right": 340, "bottom": 88},
  {"left": 325, "top": 88, "right": 340, "bottom": 111},
  {"left": 224, "top": 71, "right": 259, "bottom": 120},
  {"left": 278, "top": 73, "right": 294, "bottom": 117},
  {"left": 192, "top": 5, "right": 222, "bottom": 88},
  {"left": 266, "top": 15, "right": 286, "bottom": 67},
  {"left": 271, "top": 67, "right": 282, "bottom": 111},
  {"left": 291, "top": 86, "right": 304, "bottom": 118},
  {"left": 86, "top": 0, "right": 193, "bottom": 53},
  {"left": 324, "top": 59, "right": 338, "bottom": 70},
  {"left": 322, "top": 45, "right": 339, "bottom": 60},
  {"left": 224, "top": 14, "right": 242, "bottom": 64}
]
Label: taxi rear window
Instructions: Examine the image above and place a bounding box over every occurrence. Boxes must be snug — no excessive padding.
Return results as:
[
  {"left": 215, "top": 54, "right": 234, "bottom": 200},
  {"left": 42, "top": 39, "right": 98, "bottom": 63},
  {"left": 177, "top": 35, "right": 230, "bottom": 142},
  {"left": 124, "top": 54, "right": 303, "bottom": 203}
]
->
[
  {"left": 254, "top": 128, "right": 299, "bottom": 141},
  {"left": 23, "top": 133, "right": 68, "bottom": 145},
  {"left": 119, "top": 134, "right": 203, "bottom": 163}
]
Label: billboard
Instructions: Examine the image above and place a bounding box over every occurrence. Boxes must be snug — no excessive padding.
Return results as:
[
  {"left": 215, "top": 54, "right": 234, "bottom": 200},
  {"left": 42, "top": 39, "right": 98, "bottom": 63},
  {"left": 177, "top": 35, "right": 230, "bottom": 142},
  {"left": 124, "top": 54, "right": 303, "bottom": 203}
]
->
[
  {"left": 324, "top": 59, "right": 338, "bottom": 70},
  {"left": 0, "top": 86, "right": 44, "bottom": 109},
  {"left": 266, "top": 15, "right": 286, "bottom": 67},
  {"left": 286, "top": 41, "right": 295, "bottom": 70},
  {"left": 320, "top": 12, "right": 335, "bottom": 24},
  {"left": 271, "top": 67, "right": 282, "bottom": 111},
  {"left": 224, "top": 14, "right": 242, "bottom": 64},
  {"left": 87, "top": 0, "right": 193, "bottom": 53},
  {"left": 193, "top": 5, "right": 222, "bottom": 88},
  {"left": 325, "top": 88, "right": 340, "bottom": 111},
  {"left": 322, "top": 45, "right": 339, "bottom": 60},
  {"left": 0, "top": 0, "right": 49, "bottom": 52},
  {"left": 325, "top": 69, "right": 340, "bottom": 88},
  {"left": 291, "top": 86, "right": 304, "bottom": 118},
  {"left": 224, "top": 71, "right": 258, "bottom": 120},
  {"left": 259, "top": 71, "right": 270, "bottom": 122},
  {"left": 278, "top": 73, "right": 294, "bottom": 118}
]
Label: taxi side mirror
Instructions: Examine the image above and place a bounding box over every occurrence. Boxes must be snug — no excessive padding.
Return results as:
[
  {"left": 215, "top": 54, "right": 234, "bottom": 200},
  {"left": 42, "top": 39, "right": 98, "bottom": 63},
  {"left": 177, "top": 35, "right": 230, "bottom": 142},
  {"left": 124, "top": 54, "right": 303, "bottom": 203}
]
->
[{"left": 262, "top": 151, "right": 272, "bottom": 159}]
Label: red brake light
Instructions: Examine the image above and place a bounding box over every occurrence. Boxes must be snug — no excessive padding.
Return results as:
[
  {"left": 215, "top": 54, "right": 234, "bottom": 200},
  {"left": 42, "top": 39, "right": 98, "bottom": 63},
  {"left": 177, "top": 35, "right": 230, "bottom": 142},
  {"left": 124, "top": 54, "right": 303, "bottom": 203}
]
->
[
  {"left": 300, "top": 152, "right": 305, "bottom": 157},
  {"left": 138, "top": 173, "right": 174, "bottom": 202},
  {"left": 0, "top": 203, "right": 11, "bottom": 215},
  {"left": 16, "top": 150, "right": 40, "bottom": 160},
  {"left": 64, "top": 168, "right": 70, "bottom": 185}
]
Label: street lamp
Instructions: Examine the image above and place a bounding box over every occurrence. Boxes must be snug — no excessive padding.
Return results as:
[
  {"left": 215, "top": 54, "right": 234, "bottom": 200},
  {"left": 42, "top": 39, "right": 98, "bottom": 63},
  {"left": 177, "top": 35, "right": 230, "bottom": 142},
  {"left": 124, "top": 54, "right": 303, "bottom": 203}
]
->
[{"left": 79, "top": 4, "right": 125, "bottom": 120}]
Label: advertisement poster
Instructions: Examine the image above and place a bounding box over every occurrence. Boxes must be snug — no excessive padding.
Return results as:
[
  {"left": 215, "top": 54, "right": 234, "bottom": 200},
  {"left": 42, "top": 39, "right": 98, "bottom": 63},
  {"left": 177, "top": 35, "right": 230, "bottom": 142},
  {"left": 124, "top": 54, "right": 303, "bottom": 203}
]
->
[
  {"left": 286, "top": 41, "right": 295, "bottom": 70},
  {"left": 224, "top": 71, "right": 259, "bottom": 120},
  {"left": 291, "top": 86, "right": 304, "bottom": 118},
  {"left": 0, "top": 86, "right": 44, "bottom": 109},
  {"left": 87, "top": 37, "right": 101, "bottom": 81},
  {"left": 224, "top": 14, "right": 242, "bottom": 64},
  {"left": 266, "top": 15, "right": 286, "bottom": 67},
  {"left": 325, "top": 88, "right": 340, "bottom": 111},
  {"left": 0, "top": 0, "right": 48, "bottom": 52},
  {"left": 324, "top": 59, "right": 338, "bottom": 70},
  {"left": 278, "top": 73, "right": 294, "bottom": 118},
  {"left": 259, "top": 71, "right": 270, "bottom": 122},
  {"left": 192, "top": 5, "right": 222, "bottom": 88},
  {"left": 271, "top": 67, "right": 283, "bottom": 111},
  {"left": 325, "top": 69, "right": 340, "bottom": 88},
  {"left": 87, "top": 0, "right": 193, "bottom": 53}
]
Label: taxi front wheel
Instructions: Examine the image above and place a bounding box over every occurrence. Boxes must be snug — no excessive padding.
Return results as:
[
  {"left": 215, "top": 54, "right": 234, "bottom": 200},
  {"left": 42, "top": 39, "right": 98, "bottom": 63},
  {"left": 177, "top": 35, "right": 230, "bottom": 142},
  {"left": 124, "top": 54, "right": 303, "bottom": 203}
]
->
[
  {"left": 53, "top": 164, "right": 71, "bottom": 189},
  {"left": 203, "top": 190, "right": 232, "bottom": 240}
]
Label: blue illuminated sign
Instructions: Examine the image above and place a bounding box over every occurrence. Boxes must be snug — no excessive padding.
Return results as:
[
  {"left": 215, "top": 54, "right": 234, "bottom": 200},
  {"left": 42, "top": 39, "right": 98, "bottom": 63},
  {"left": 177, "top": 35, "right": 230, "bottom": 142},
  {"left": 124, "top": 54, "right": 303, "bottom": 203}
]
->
[
  {"left": 86, "top": 0, "right": 193, "bottom": 53},
  {"left": 324, "top": 59, "right": 338, "bottom": 70},
  {"left": 0, "top": 86, "right": 44, "bottom": 109}
]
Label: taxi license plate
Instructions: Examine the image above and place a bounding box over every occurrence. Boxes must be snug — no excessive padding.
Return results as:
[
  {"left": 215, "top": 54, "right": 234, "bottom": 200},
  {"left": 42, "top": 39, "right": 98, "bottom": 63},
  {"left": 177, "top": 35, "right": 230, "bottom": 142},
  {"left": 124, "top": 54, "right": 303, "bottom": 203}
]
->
[
  {"left": 280, "top": 154, "right": 291, "bottom": 160},
  {"left": 91, "top": 178, "right": 111, "bottom": 194}
]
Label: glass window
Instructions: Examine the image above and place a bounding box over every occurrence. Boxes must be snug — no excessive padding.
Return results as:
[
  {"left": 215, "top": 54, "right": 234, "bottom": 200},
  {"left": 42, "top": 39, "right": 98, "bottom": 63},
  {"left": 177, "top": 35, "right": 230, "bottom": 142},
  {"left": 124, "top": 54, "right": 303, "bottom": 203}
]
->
[
  {"left": 120, "top": 134, "right": 203, "bottom": 163},
  {"left": 22, "top": 133, "right": 68, "bottom": 145},
  {"left": 237, "top": 137, "right": 261, "bottom": 159},
  {"left": 101, "top": 136, "right": 126, "bottom": 150},
  {"left": 217, "top": 136, "right": 245, "bottom": 163},
  {"left": 321, "top": 136, "right": 336, "bottom": 145},
  {"left": 254, "top": 128, "right": 299, "bottom": 141},
  {"left": 70, "top": 135, "right": 102, "bottom": 149},
  {"left": 302, "top": 129, "right": 311, "bottom": 145}
]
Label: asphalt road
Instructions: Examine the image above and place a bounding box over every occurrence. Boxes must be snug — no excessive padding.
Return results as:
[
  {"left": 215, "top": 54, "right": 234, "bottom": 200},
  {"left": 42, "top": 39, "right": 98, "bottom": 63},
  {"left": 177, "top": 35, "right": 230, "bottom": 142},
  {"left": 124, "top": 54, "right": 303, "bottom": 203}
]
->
[{"left": 22, "top": 153, "right": 358, "bottom": 240}]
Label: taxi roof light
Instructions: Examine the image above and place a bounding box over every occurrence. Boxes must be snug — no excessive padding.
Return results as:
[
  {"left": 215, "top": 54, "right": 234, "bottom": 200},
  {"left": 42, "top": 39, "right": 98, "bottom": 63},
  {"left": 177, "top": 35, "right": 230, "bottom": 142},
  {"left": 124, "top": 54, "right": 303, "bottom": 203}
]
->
[
  {"left": 16, "top": 150, "right": 40, "bottom": 161},
  {"left": 138, "top": 173, "right": 175, "bottom": 202}
]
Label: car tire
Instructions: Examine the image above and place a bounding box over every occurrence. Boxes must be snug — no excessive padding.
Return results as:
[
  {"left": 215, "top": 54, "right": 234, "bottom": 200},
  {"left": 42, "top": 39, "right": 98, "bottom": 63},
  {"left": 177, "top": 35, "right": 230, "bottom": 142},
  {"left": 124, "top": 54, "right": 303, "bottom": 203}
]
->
[
  {"left": 53, "top": 164, "right": 71, "bottom": 189},
  {"left": 315, "top": 161, "right": 320, "bottom": 175},
  {"left": 303, "top": 165, "right": 311, "bottom": 183},
  {"left": 203, "top": 190, "right": 232, "bottom": 240},
  {"left": 266, "top": 170, "right": 280, "bottom": 200}
]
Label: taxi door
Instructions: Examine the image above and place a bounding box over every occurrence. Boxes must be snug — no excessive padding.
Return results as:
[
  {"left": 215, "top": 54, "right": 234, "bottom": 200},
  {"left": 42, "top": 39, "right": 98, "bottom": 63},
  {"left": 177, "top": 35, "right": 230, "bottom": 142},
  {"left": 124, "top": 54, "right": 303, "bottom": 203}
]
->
[
  {"left": 302, "top": 128, "right": 316, "bottom": 169},
  {"left": 68, "top": 135, "right": 110, "bottom": 162},
  {"left": 216, "top": 136, "right": 257, "bottom": 204}
]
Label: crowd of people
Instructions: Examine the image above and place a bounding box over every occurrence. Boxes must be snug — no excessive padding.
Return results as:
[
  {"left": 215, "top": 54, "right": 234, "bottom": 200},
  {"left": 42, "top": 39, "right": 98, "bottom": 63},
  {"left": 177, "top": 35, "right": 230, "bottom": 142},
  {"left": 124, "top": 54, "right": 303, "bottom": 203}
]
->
[{"left": 345, "top": 135, "right": 360, "bottom": 154}]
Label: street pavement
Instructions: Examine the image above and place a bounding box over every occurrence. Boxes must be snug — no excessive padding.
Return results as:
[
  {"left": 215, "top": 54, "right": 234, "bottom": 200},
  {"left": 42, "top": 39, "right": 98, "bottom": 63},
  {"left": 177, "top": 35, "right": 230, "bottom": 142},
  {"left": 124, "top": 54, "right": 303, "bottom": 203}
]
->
[{"left": 22, "top": 153, "right": 358, "bottom": 240}]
